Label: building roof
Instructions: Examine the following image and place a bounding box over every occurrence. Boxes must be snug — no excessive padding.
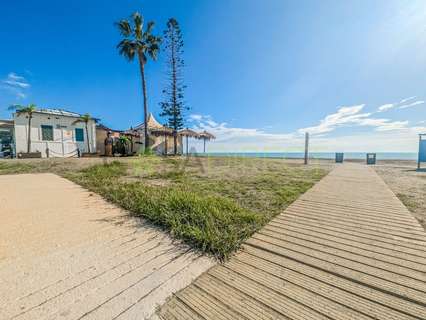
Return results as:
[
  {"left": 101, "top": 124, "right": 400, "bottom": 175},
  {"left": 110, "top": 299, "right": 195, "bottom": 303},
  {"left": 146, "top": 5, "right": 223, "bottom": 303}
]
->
[
  {"left": 34, "top": 108, "right": 83, "bottom": 118},
  {"left": 133, "top": 113, "right": 166, "bottom": 130}
]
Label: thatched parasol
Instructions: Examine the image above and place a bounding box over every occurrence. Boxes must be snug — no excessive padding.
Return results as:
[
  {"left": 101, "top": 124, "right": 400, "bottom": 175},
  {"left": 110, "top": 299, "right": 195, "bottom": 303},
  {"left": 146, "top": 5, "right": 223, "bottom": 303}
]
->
[
  {"left": 149, "top": 126, "right": 174, "bottom": 137},
  {"left": 179, "top": 128, "right": 200, "bottom": 155},
  {"left": 178, "top": 128, "right": 199, "bottom": 138},
  {"left": 198, "top": 130, "right": 216, "bottom": 153},
  {"left": 147, "top": 126, "right": 174, "bottom": 155}
]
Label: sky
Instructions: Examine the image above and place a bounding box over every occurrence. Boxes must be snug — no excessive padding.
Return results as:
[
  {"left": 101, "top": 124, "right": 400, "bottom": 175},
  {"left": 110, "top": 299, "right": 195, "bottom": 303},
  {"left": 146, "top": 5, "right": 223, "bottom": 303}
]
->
[{"left": 1, "top": 0, "right": 426, "bottom": 152}]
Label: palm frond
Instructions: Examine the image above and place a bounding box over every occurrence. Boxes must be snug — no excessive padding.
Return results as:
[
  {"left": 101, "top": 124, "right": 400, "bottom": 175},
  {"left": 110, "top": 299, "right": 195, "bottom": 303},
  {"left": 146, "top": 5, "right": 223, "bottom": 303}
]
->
[
  {"left": 132, "top": 12, "right": 143, "bottom": 39},
  {"left": 144, "top": 21, "right": 155, "bottom": 37},
  {"left": 115, "top": 20, "right": 132, "bottom": 37},
  {"left": 117, "top": 39, "right": 136, "bottom": 61},
  {"left": 72, "top": 113, "right": 92, "bottom": 125},
  {"left": 8, "top": 103, "right": 36, "bottom": 114},
  {"left": 147, "top": 43, "right": 160, "bottom": 60}
]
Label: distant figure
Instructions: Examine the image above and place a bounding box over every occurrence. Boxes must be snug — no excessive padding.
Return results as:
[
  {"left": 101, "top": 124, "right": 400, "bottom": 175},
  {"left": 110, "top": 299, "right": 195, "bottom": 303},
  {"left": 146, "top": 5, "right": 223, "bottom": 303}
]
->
[{"left": 104, "top": 131, "right": 113, "bottom": 156}]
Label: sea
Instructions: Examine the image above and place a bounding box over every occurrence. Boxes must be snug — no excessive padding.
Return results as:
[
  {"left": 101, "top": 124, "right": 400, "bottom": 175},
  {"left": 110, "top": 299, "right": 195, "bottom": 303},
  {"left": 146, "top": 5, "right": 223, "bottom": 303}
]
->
[{"left": 200, "top": 152, "right": 418, "bottom": 161}]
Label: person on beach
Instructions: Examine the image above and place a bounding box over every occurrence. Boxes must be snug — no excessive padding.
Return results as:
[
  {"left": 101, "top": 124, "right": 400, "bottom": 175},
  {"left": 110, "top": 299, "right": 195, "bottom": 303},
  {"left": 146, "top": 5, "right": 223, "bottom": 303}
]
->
[{"left": 104, "top": 131, "right": 114, "bottom": 156}]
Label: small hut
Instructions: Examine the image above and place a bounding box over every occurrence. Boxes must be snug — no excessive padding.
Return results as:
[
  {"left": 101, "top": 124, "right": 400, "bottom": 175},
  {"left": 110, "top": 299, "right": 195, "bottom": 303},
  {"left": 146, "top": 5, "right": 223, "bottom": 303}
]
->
[
  {"left": 198, "top": 130, "right": 216, "bottom": 153},
  {"left": 131, "top": 113, "right": 183, "bottom": 154}
]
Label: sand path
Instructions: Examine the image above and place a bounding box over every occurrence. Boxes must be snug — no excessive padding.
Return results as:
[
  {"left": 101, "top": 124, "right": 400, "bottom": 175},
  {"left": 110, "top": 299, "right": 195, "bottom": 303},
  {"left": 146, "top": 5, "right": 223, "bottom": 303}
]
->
[{"left": 0, "top": 173, "right": 214, "bottom": 320}]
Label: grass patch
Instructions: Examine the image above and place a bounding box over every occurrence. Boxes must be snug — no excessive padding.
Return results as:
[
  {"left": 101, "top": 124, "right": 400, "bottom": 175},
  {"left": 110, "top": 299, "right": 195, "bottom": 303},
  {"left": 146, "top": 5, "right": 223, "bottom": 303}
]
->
[
  {"left": 1, "top": 157, "right": 329, "bottom": 259},
  {"left": 0, "top": 162, "right": 36, "bottom": 174},
  {"left": 396, "top": 193, "right": 420, "bottom": 212},
  {"left": 67, "top": 158, "right": 328, "bottom": 259}
]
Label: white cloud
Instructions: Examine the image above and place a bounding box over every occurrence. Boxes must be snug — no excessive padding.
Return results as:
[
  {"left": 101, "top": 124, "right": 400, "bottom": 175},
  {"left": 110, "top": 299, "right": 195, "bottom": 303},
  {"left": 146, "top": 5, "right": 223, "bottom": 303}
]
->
[
  {"left": 376, "top": 96, "right": 424, "bottom": 112},
  {"left": 398, "top": 100, "right": 425, "bottom": 109},
  {"left": 188, "top": 103, "right": 424, "bottom": 153},
  {"left": 374, "top": 120, "right": 409, "bottom": 131},
  {"left": 297, "top": 104, "right": 372, "bottom": 135},
  {"left": 377, "top": 103, "right": 394, "bottom": 112},
  {"left": 188, "top": 113, "right": 298, "bottom": 152},
  {"left": 400, "top": 96, "right": 416, "bottom": 104},
  {"left": 1, "top": 72, "right": 30, "bottom": 99},
  {"left": 189, "top": 114, "right": 204, "bottom": 121},
  {"left": 300, "top": 104, "right": 414, "bottom": 135}
]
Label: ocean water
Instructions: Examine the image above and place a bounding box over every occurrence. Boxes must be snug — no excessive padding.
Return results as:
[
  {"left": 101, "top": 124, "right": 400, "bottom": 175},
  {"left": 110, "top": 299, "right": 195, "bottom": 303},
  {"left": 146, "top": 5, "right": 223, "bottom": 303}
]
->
[{"left": 201, "top": 152, "right": 418, "bottom": 160}]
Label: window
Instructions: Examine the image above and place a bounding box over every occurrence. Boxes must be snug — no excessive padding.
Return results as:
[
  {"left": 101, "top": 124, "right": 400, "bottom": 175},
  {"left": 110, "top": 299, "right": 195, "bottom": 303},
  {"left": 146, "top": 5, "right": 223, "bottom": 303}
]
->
[
  {"left": 41, "top": 125, "right": 54, "bottom": 141},
  {"left": 75, "top": 128, "right": 84, "bottom": 142}
]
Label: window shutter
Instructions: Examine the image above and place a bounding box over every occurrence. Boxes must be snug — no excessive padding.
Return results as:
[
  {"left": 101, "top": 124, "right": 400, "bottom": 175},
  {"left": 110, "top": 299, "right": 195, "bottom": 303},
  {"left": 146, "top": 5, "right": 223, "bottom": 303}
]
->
[{"left": 41, "top": 125, "right": 54, "bottom": 141}]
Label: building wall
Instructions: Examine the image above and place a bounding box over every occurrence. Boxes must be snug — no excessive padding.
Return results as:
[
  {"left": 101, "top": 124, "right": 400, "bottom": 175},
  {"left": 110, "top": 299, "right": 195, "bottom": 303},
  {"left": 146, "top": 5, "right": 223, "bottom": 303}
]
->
[
  {"left": 154, "top": 135, "right": 184, "bottom": 155},
  {"left": 14, "top": 113, "right": 96, "bottom": 158}
]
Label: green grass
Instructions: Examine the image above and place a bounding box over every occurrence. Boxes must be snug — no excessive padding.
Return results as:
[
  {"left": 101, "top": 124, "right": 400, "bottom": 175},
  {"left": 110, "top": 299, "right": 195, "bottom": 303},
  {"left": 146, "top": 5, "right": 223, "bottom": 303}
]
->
[
  {"left": 0, "top": 162, "right": 36, "bottom": 174},
  {"left": 66, "top": 159, "right": 328, "bottom": 259},
  {"left": 396, "top": 193, "right": 420, "bottom": 212},
  {"left": 1, "top": 157, "right": 329, "bottom": 259}
]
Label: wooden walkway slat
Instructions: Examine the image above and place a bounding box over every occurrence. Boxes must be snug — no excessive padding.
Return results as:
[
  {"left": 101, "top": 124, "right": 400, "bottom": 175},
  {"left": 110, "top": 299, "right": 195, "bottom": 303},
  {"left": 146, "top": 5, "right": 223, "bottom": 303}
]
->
[{"left": 155, "top": 164, "right": 426, "bottom": 320}]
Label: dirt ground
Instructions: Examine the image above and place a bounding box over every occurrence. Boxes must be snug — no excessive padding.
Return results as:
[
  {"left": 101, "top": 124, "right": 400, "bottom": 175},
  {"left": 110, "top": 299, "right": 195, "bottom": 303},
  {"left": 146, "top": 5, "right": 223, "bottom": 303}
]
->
[{"left": 374, "top": 160, "right": 426, "bottom": 230}]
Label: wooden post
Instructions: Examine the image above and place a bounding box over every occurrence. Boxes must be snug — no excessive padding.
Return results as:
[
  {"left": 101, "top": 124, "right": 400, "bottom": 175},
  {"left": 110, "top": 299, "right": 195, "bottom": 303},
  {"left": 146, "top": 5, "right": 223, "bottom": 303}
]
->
[
  {"left": 186, "top": 135, "right": 189, "bottom": 156},
  {"left": 304, "top": 132, "right": 309, "bottom": 165}
]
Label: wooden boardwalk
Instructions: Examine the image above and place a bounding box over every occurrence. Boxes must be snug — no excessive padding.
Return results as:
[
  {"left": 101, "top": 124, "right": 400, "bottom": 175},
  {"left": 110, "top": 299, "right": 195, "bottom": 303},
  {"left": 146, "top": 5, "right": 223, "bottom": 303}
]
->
[{"left": 155, "top": 163, "right": 426, "bottom": 320}]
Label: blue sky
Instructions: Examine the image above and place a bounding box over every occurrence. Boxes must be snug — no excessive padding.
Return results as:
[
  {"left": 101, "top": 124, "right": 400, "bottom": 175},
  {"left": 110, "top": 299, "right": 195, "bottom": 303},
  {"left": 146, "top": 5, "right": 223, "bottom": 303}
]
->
[{"left": 1, "top": 0, "right": 426, "bottom": 152}]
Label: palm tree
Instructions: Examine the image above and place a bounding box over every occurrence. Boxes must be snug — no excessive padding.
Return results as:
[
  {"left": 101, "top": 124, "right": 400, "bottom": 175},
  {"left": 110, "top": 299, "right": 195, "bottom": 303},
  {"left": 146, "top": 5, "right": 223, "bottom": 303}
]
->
[
  {"left": 73, "top": 113, "right": 93, "bottom": 153},
  {"left": 8, "top": 103, "right": 37, "bottom": 153},
  {"left": 116, "top": 12, "right": 161, "bottom": 150}
]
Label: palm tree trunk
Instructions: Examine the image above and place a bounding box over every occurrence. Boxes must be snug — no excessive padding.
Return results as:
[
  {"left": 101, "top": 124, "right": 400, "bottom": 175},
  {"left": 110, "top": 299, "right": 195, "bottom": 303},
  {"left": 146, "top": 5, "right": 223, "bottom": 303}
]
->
[
  {"left": 164, "top": 133, "right": 168, "bottom": 156},
  {"left": 138, "top": 53, "right": 149, "bottom": 150},
  {"left": 203, "top": 139, "right": 206, "bottom": 153},
  {"left": 85, "top": 122, "right": 91, "bottom": 153},
  {"left": 27, "top": 114, "right": 32, "bottom": 153},
  {"left": 173, "top": 131, "right": 177, "bottom": 155}
]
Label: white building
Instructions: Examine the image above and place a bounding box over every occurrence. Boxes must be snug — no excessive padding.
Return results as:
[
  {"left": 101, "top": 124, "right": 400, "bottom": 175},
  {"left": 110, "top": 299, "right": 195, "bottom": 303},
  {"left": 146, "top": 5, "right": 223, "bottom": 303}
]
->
[{"left": 13, "top": 109, "right": 96, "bottom": 158}]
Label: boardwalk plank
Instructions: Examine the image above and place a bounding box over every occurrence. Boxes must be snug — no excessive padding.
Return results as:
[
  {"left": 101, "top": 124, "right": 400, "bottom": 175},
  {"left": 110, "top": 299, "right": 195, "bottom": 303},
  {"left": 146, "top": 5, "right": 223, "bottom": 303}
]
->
[{"left": 156, "top": 164, "right": 426, "bottom": 320}]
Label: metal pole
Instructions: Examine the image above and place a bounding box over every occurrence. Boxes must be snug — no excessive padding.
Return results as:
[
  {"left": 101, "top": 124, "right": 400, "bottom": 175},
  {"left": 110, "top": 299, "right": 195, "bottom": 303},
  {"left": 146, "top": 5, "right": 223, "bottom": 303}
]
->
[
  {"left": 304, "top": 132, "right": 309, "bottom": 165},
  {"left": 418, "top": 134, "right": 422, "bottom": 170}
]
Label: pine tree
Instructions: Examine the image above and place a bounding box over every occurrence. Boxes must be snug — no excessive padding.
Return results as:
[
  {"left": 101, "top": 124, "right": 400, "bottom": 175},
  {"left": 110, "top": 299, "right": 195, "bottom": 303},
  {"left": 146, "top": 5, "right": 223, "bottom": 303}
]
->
[{"left": 160, "top": 18, "right": 188, "bottom": 155}]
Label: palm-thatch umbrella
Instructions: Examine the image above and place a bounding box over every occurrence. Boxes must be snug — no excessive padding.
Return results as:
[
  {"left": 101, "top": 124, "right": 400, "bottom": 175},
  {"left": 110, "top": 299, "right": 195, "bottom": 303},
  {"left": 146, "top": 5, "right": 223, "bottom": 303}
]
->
[
  {"left": 198, "top": 130, "right": 216, "bottom": 153},
  {"left": 149, "top": 125, "right": 174, "bottom": 155},
  {"left": 179, "top": 128, "right": 200, "bottom": 155}
]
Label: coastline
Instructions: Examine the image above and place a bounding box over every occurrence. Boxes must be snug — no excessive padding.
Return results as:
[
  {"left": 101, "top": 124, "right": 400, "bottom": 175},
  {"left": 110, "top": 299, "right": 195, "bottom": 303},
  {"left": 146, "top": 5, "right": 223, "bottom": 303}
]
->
[{"left": 196, "top": 152, "right": 419, "bottom": 161}]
